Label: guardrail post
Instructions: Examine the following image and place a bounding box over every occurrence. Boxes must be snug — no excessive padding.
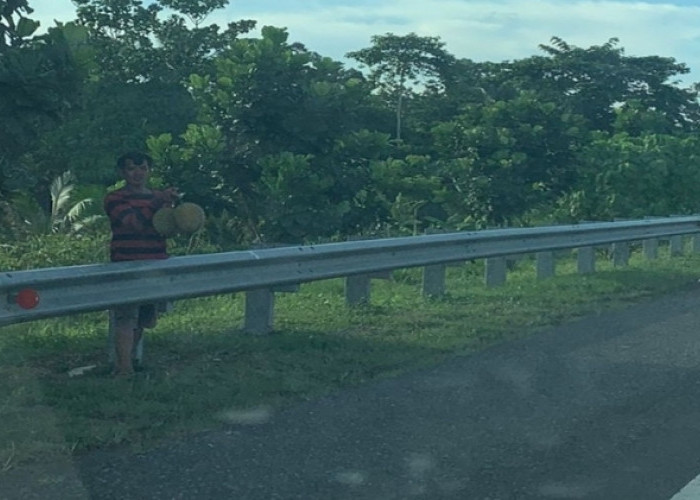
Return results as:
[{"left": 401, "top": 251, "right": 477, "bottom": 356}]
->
[
  {"left": 345, "top": 270, "right": 392, "bottom": 306},
  {"left": 107, "top": 311, "right": 115, "bottom": 364},
  {"left": 346, "top": 274, "right": 371, "bottom": 306},
  {"left": 611, "top": 218, "right": 630, "bottom": 267},
  {"left": 612, "top": 242, "right": 629, "bottom": 267},
  {"left": 693, "top": 233, "right": 700, "bottom": 253},
  {"left": 536, "top": 251, "right": 555, "bottom": 279},
  {"left": 244, "top": 288, "right": 275, "bottom": 334},
  {"left": 669, "top": 216, "right": 685, "bottom": 257},
  {"left": 577, "top": 247, "right": 595, "bottom": 274},
  {"left": 576, "top": 221, "right": 595, "bottom": 274},
  {"left": 643, "top": 216, "right": 659, "bottom": 260},
  {"left": 670, "top": 235, "right": 683, "bottom": 256},
  {"left": 485, "top": 257, "right": 506, "bottom": 287},
  {"left": 422, "top": 264, "right": 446, "bottom": 297},
  {"left": 643, "top": 238, "right": 658, "bottom": 260}
]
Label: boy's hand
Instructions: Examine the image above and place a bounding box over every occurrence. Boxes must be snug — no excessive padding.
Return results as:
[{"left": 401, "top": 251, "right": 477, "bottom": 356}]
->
[{"left": 160, "top": 187, "right": 180, "bottom": 206}]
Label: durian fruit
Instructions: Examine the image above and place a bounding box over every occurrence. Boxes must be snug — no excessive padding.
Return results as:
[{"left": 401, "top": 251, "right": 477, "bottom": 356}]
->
[
  {"left": 152, "top": 207, "right": 179, "bottom": 237},
  {"left": 173, "top": 202, "right": 205, "bottom": 233}
]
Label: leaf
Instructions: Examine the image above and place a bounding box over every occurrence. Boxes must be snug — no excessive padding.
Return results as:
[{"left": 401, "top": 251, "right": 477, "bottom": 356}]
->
[{"left": 15, "top": 17, "right": 40, "bottom": 39}]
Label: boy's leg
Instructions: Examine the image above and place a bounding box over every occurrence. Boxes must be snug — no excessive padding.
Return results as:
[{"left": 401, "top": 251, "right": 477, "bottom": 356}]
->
[
  {"left": 132, "top": 326, "right": 144, "bottom": 368},
  {"left": 133, "top": 305, "right": 157, "bottom": 369},
  {"left": 113, "top": 306, "right": 139, "bottom": 375}
]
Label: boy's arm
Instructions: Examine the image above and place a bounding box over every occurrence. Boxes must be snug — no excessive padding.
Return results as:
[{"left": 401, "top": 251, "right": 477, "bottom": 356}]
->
[{"left": 153, "top": 187, "right": 179, "bottom": 207}]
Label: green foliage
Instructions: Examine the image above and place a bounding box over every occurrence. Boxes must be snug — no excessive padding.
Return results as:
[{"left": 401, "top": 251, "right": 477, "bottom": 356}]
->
[
  {"left": 431, "top": 91, "right": 588, "bottom": 225},
  {"left": 6, "top": 1, "right": 700, "bottom": 244},
  {"left": 257, "top": 152, "right": 350, "bottom": 241},
  {"left": 0, "top": 233, "right": 109, "bottom": 270},
  {"left": 157, "top": 0, "right": 228, "bottom": 24},
  {"left": 73, "top": 0, "right": 162, "bottom": 82},
  {"left": 0, "top": 18, "right": 93, "bottom": 196},
  {"left": 509, "top": 37, "right": 700, "bottom": 132},
  {"left": 0, "top": 0, "right": 36, "bottom": 49},
  {"left": 8, "top": 171, "right": 106, "bottom": 237},
  {"left": 21, "top": 0, "right": 249, "bottom": 195},
  {"left": 369, "top": 155, "right": 443, "bottom": 233},
  {"left": 347, "top": 32, "right": 455, "bottom": 140},
  {"left": 150, "top": 26, "right": 383, "bottom": 242},
  {"left": 347, "top": 32, "right": 454, "bottom": 96},
  {"left": 553, "top": 132, "right": 700, "bottom": 221}
]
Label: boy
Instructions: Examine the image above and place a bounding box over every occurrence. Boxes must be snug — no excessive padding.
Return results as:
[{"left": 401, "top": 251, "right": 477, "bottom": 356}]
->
[{"left": 104, "top": 151, "right": 179, "bottom": 376}]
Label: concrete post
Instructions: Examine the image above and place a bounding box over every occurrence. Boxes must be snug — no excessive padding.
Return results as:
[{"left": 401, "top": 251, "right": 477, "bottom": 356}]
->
[
  {"left": 612, "top": 242, "right": 629, "bottom": 267},
  {"left": 346, "top": 274, "right": 371, "bottom": 306},
  {"left": 422, "top": 264, "right": 446, "bottom": 297},
  {"left": 643, "top": 216, "right": 660, "bottom": 260},
  {"left": 485, "top": 257, "right": 507, "bottom": 287},
  {"left": 577, "top": 247, "right": 595, "bottom": 274},
  {"left": 670, "top": 235, "right": 683, "bottom": 256},
  {"left": 693, "top": 233, "right": 700, "bottom": 253},
  {"left": 244, "top": 288, "right": 275, "bottom": 334},
  {"left": 536, "top": 251, "right": 555, "bottom": 279},
  {"left": 643, "top": 238, "right": 658, "bottom": 260}
]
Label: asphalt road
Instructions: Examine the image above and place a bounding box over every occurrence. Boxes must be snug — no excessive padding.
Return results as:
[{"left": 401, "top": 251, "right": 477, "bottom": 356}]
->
[{"left": 6, "top": 284, "right": 700, "bottom": 499}]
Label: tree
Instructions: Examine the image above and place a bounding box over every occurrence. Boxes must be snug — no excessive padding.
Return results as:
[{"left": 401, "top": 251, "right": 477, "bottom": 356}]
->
[
  {"left": 506, "top": 37, "right": 700, "bottom": 133},
  {"left": 431, "top": 91, "right": 589, "bottom": 226},
  {"left": 0, "top": 1, "right": 92, "bottom": 199},
  {"left": 149, "top": 26, "right": 388, "bottom": 242},
  {"left": 0, "top": 0, "right": 39, "bottom": 49},
  {"left": 347, "top": 32, "right": 455, "bottom": 141},
  {"left": 552, "top": 132, "right": 700, "bottom": 221},
  {"left": 73, "top": 0, "right": 255, "bottom": 83},
  {"left": 25, "top": 0, "right": 253, "bottom": 190}
]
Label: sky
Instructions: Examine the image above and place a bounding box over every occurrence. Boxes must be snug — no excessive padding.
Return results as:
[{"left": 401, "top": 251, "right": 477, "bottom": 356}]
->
[{"left": 27, "top": 0, "right": 700, "bottom": 86}]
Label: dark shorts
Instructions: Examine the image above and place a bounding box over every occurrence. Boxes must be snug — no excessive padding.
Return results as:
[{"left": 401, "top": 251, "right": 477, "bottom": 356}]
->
[{"left": 113, "top": 303, "right": 157, "bottom": 329}]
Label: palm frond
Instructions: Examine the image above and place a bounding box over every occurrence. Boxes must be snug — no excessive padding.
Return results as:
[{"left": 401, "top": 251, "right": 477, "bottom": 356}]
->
[
  {"left": 70, "top": 214, "right": 106, "bottom": 233},
  {"left": 66, "top": 198, "right": 93, "bottom": 223},
  {"left": 50, "top": 171, "right": 76, "bottom": 218}
]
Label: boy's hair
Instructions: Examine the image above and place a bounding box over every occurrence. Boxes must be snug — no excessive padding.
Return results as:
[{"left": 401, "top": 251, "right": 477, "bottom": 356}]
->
[{"left": 117, "top": 151, "right": 152, "bottom": 169}]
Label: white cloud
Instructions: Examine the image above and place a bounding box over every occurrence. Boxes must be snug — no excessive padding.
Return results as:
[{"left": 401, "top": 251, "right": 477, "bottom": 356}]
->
[{"left": 26, "top": 0, "right": 700, "bottom": 84}]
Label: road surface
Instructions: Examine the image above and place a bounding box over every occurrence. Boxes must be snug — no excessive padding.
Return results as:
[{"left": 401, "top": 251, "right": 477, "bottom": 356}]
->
[{"left": 5, "top": 285, "right": 700, "bottom": 499}]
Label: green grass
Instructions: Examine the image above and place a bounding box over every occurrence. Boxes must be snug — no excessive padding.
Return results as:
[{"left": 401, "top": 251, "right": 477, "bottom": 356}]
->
[{"left": 2, "top": 245, "right": 700, "bottom": 471}]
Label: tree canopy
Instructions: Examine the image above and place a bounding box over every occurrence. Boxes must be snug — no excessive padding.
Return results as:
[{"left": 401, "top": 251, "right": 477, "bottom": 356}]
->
[{"left": 5, "top": 1, "right": 700, "bottom": 245}]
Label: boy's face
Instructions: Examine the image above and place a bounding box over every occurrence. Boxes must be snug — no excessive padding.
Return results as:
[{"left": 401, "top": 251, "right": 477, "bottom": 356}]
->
[{"left": 121, "top": 159, "right": 150, "bottom": 189}]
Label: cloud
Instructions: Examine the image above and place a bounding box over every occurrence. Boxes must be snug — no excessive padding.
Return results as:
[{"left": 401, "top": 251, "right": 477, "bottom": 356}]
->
[
  {"left": 27, "top": 0, "right": 700, "bottom": 84},
  {"left": 221, "top": 0, "right": 700, "bottom": 83}
]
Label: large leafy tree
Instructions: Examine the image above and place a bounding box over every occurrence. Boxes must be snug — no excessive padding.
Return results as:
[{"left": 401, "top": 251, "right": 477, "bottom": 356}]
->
[
  {"left": 431, "top": 91, "right": 589, "bottom": 226},
  {"left": 0, "top": 0, "right": 38, "bottom": 48},
  {"left": 506, "top": 37, "right": 700, "bottom": 133},
  {"left": 149, "top": 26, "right": 386, "bottom": 242},
  {"left": 0, "top": 0, "right": 92, "bottom": 200},
  {"left": 71, "top": 0, "right": 161, "bottom": 82},
  {"left": 24, "top": 0, "right": 254, "bottom": 188},
  {"left": 347, "top": 32, "right": 455, "bottom": 142},
  {"left": 554, "top": 132, "right": 700, "bottom": 221},
  {"left": 73, "top": 0, "right": 254, "bottom": 83}
]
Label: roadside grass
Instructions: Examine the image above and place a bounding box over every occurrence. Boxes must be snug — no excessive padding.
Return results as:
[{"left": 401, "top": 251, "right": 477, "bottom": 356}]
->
[{"left": 2, "top": 244, "right": 700, "bottom": 471}]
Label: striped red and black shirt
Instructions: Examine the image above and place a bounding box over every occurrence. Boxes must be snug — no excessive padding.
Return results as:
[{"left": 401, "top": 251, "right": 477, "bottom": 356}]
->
[{"left": 104, "top": 188, "right": 169, "bottom": 262}]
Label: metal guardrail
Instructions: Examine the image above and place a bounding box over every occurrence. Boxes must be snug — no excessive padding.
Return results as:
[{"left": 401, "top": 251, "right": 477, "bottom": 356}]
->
[{"left": 2, "top": 216, "right": 700, "bottom": 328}]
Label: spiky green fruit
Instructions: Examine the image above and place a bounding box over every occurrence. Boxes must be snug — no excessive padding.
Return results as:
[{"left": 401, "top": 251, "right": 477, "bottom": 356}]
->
[
  {"left": 174, "top": 202, "right": 205, "bottom": 233},
  {"left": 152, "top": 207, "right": 178, "bottom": 237}
]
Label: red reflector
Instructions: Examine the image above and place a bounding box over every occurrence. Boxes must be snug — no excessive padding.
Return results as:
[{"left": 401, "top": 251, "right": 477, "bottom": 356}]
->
[{"left": 16, "top": 288, "right": 40, "bottom": 309}]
